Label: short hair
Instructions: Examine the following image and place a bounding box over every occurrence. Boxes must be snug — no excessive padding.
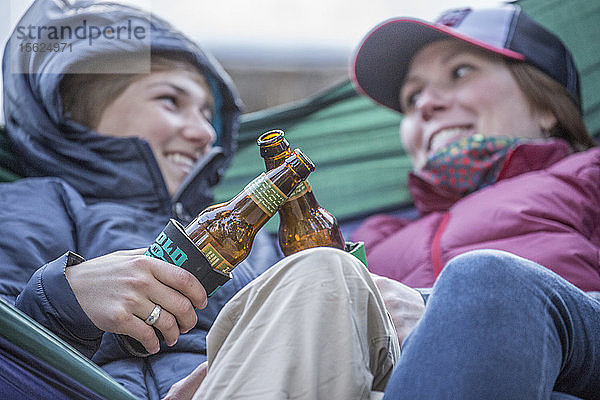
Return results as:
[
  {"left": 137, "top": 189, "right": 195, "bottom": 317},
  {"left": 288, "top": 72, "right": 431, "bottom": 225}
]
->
[
  {"left": 60, "top": 54, "right": 212, "bottom": 130},
  {"left": 506, "top": 60, "right": 595, "bottom": 151}
]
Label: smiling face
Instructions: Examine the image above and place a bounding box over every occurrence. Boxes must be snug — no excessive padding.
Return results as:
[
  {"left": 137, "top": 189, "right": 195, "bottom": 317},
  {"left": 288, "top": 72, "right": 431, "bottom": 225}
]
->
[
  {"left": 399, "top": 40, "right": 556, "bottom": 171},
  {"left": 96, "top": 69, "right": 216, "bottom": 196}
]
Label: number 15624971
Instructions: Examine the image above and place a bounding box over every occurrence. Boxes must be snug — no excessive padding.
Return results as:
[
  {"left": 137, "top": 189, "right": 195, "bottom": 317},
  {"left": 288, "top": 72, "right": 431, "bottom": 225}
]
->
[{"left": 19, "top": 42, "right": 72, "bottom": 53}]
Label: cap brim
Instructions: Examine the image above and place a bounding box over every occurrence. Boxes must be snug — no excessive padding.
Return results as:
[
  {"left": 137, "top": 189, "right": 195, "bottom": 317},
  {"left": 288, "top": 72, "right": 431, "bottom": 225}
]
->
[{"left": 352, "top": 18, "right": 525, "bottom": 113}]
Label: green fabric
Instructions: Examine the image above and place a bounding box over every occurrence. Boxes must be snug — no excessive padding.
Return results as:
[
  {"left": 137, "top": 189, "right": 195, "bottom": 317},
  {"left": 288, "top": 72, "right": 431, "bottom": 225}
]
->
[
  {"left": 213, "top": 81, "right": 407, "bottom": 232},
  {"left": 347, "top": 241, "right": 368, "bottom": 268},
  {"left": 518, "top": 0, "right": 600, "bottom": 133},
  {"left": 0, "top": 297, "right": 138, "bottom": 400}
]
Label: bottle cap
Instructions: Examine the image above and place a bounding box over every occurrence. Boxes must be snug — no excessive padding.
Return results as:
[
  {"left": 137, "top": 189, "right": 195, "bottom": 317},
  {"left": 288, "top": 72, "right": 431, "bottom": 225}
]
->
[
  {"left": 257, "top": 129, "right": 290, "bottom": 158},
  {"left": 285, "top": 148, "right": 315, "bottom": 180}
]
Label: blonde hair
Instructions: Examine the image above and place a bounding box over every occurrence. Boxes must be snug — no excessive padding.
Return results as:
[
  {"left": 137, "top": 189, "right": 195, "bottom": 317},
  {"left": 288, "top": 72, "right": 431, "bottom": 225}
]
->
[
  {"left": 506, "top": 61, "right": 594, "bottom": 151},
  {"left": 60, "top": 54, "right": 212, "bottom": 130}
]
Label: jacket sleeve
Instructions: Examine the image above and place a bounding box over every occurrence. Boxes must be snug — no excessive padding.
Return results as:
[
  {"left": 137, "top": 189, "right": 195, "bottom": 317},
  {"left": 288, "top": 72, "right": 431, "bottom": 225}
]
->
[
  {"left": 351, "top": 213, "right": 413, "bottom": 252},
  {"left": 15, "top": 251, "right": 104, "bottom": 359}
]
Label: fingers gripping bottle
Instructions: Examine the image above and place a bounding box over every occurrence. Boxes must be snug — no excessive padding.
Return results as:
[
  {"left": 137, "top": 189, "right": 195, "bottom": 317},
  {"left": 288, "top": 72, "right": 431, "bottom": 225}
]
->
[
  {"left": 120, "top": 149, "right": 315, "bottom": 356},
  {"left": 257, "top": 130, "right": 345, "bottom": 256}
]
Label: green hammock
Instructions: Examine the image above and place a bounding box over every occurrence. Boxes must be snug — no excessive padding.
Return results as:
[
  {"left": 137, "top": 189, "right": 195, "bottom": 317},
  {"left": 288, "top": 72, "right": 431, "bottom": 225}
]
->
[{"left": 0, "top": 296, "right": 138, "bottom": 399}]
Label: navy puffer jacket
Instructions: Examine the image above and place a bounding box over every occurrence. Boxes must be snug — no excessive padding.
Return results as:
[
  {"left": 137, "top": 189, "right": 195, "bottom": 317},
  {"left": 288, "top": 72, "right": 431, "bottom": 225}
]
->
[{"left": 0, "top": 1, "right": 279, "bottom": 398}]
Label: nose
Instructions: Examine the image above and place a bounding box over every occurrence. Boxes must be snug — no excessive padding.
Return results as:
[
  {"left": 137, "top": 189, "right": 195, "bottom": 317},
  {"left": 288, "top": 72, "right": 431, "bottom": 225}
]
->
[
  {"left": 181, "top": 112, "right": 217, "bottom": 150},
  {"left": 415, "top": 84, "right": 449, "bottom": 121}
]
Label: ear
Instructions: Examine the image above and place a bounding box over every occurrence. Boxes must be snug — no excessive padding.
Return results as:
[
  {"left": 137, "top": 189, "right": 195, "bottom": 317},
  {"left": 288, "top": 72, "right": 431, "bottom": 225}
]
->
[{"left": 539, "top": 111, "right": 557, "bottom": 132}]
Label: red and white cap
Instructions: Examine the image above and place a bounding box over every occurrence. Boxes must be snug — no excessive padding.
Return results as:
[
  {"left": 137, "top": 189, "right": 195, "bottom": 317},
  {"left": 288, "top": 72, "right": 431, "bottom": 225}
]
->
[{"left": 352, "top": 5, "right": 581, "bottom": 113}]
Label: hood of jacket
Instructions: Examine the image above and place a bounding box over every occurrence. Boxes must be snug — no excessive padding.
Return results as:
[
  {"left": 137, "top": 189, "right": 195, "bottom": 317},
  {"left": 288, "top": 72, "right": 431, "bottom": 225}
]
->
[{"left": 2, "top": 0, "right": 243, "bottom": 221}]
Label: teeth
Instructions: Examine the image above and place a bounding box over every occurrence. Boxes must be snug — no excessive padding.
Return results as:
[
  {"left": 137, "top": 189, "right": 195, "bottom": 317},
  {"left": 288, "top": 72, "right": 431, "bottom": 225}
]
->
[
  {"left": 430, "top": 127, "right": 471, "bottom": 151},
  {"left": 167, "top": 153, "right": 195, "bottom": 167}
]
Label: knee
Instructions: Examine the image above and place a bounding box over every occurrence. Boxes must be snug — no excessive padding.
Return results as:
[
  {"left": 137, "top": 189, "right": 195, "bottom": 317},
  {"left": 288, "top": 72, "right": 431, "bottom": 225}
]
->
[
  {"left": 435, "top": 250, "right": 542, "bottom": 302},
  {"left": 441, "top": 249, "right": 536, "bottom": 282},
  {"left": 272, "top": 247, "right": 366, "bottom": 284}
]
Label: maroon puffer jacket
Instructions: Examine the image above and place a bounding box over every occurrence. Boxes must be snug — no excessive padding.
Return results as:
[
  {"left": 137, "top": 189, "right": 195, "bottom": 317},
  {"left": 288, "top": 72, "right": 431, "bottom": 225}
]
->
[{"left": 352, "top": 140, "right": 600, "bottom": 291}]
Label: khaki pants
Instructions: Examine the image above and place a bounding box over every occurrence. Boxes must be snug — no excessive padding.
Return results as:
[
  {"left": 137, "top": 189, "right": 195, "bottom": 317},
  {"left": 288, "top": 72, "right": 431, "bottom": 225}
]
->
[{"left": 194, "top": 247, "right": 401, "bottom": 400}]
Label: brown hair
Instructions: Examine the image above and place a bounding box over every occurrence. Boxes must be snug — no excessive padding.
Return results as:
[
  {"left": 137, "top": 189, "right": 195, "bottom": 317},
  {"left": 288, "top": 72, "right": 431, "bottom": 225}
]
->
[
  {"left": 506, "top": 61, "right": 595, "bottom": 151},
  {"left": 60, "top": 54, "right": 212, "bottom": 130}
]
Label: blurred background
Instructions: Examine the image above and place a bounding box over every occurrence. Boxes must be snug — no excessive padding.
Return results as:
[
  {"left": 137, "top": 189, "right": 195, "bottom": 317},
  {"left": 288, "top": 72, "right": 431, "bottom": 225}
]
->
[{"left": 1, "top": 0, "right": 504, "bottom": 115}]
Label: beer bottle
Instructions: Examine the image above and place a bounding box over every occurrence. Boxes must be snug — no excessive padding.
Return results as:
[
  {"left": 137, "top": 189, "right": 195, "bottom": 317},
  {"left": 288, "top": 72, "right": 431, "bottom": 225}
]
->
[
  {"left": 257, "top": 130, "right": 345, "bottom": 256},
  {"left": 121, "top": 149, "right": 315, "bottom": 356},
  {"left": 183, "top": 148, "right": 315, "bottom": 273}
]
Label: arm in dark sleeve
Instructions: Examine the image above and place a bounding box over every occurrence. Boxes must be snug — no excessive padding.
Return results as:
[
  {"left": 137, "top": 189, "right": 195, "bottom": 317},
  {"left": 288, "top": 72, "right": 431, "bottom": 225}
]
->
[{"left": 15, "top": 252, "right": 104, "bottom": 359}]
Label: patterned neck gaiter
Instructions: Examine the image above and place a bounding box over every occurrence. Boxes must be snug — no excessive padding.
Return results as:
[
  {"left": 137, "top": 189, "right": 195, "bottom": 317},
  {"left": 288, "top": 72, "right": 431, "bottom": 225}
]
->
[{"left": 417, "top": 135, "right": 526, "bottom": 196}]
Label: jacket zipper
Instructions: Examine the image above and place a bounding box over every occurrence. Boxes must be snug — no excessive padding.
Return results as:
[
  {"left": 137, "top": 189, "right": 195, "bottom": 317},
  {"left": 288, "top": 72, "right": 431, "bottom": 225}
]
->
[{"left": 432, "top": 213, "right": 450, "bottom": 278}]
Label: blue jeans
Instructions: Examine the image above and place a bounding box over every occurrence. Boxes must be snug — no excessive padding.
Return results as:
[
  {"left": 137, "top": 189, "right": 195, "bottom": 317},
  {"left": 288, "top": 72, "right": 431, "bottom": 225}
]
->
[{"left": 383, "top": 250, "right": 600, "bottom": 400}]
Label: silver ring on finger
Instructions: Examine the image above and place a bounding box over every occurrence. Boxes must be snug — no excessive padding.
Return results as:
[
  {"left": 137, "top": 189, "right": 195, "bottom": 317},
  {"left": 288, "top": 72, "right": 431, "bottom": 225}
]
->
[{"left": 145, "top": 304, "right": 162, "bottom": 326}]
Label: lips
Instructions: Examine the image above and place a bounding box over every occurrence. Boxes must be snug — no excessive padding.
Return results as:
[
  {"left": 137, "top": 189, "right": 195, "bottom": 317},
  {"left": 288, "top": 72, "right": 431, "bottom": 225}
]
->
[{"left": 428, "top": 126, "right": 474, "bottom": 155}]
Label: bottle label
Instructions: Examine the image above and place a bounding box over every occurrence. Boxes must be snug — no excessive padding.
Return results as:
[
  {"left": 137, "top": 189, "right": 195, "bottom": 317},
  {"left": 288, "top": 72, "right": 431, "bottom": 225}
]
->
[
  {"left": 145, "top": 230, "right": 189, "bottom": 267},
  {"left": 244, "top": 172, "right": 288, "bottom": 216},
  {"left": 201, "top": 242, "right": 234, "bottom": 273},
  {"left": 145, "top": 219, "right": 232, "bottom": 296},
  {"left": 126, "top": 220, "right": 233, "bottom": 357},
  {"left": 287, "top": 181, "right": 311, "bottom": 201}
]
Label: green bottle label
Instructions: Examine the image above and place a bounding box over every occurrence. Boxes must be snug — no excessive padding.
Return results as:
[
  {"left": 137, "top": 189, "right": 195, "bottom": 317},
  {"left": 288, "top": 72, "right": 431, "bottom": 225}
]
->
[
  {"left": 201, "top": 242, "right": 234, "bottom": 273},
  {"left": 245, "top": 173, "right": 288, "bottom": 216},
  {"left": 287, "top": 181, "right": 311, "bottom": 201}
]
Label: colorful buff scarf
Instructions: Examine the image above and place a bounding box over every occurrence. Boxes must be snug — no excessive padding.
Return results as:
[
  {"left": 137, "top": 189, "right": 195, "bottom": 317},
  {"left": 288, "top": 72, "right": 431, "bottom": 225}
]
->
[{"left": 417, "top": 135, "right": 526, "bottom": 196}]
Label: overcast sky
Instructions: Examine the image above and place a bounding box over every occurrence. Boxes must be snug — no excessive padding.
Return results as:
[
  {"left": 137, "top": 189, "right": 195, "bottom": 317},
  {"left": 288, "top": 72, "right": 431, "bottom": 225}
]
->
[{"left": 0, "top": 0, "right": 506, "bottom": 117}]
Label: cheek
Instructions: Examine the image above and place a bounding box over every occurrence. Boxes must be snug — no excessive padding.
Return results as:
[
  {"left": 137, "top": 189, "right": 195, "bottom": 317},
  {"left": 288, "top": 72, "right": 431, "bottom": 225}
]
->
[
  {"left": 142, "top": 129, "right": 173, "bottom": 155},
  {"left": 131, "top": 110, "right": 175, "bottom": 145},
  {"left": 477, "top": 92, "right": 539, "bottom": 137},
  {"left": 96, "top": 104, "right": 129, "bottom": 135},
  {"left": 462, "top": 73, "right": 540, "bottom": 137},
  {"left": 456, "top": 79, "right": 498, "bottom": 111},
  {"left": 400, "top": 117, "right": 420, "bottom": 157}
]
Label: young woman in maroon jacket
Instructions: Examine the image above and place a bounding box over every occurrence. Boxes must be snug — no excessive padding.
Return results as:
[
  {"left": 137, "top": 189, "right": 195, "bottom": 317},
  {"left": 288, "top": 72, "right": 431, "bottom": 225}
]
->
[{"left": 350, "top": 5, "right": 600, "bottom": 400}]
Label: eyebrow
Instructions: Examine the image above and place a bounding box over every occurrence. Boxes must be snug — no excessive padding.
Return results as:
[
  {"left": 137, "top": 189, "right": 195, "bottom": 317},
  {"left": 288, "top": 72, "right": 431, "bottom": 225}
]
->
[
  {"left": 403, "top": 46, "right": 473, "bottom": 86},
  {"left": 441, "top": 46, "right": 467, "bottom": 63},
  {"left": 148, "top": 81, "right": 214, "bottom": 109}
]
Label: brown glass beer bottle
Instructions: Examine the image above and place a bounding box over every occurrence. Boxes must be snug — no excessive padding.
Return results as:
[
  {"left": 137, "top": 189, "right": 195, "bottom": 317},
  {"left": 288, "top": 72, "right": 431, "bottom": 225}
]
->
[
  {"left": 183, "top": 148, "right": 315, "bottom": 272},
  {"left": 121, "top": 149, "right": 315, "bottom": 357},
  {"left": 257, "top": 130, "right": 345, "bottom": 256}
]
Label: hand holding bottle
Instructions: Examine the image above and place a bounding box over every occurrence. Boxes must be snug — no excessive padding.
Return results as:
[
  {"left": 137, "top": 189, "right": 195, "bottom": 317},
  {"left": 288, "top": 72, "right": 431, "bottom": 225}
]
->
[
  {"left": 65, "top": 248, "right": 208, "bottom": 354},
  {"left": 120, "top": 148, "right": 315, "bottom": 356}
]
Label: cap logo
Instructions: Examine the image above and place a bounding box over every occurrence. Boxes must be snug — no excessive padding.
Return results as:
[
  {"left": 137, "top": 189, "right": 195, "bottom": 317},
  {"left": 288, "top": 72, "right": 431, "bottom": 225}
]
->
[{"left": 435, "top": 8, "right": 472, "bottom": 27}]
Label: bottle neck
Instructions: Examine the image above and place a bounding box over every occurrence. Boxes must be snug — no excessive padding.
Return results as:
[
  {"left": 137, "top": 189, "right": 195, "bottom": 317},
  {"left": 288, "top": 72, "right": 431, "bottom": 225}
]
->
[
  {"left": 262, "top": 149, "right": 292, "bottom": 171},
  {"left": 229, "top": 161, "right": 303, "bottom": 216},
  {"left": 279, "top": 183, "right": 321, "bottom": 219},
  {"left": 262, "top": 148, "right": 317, "bottom": 207},
  {"left": 183, "top": 162, "right": 305, "bottom": 272},
  {"left": 242, "top": 172, "right": 290, "bottom": 217},
  {"left": 270, "top": 162, "right": 306, "bottom": 195}
]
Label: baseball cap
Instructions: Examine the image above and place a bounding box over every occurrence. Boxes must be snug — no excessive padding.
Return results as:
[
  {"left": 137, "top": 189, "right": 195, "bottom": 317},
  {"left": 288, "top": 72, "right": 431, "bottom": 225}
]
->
[{"left": 352, "top": 5, "right": 581, "bottom": 113}]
